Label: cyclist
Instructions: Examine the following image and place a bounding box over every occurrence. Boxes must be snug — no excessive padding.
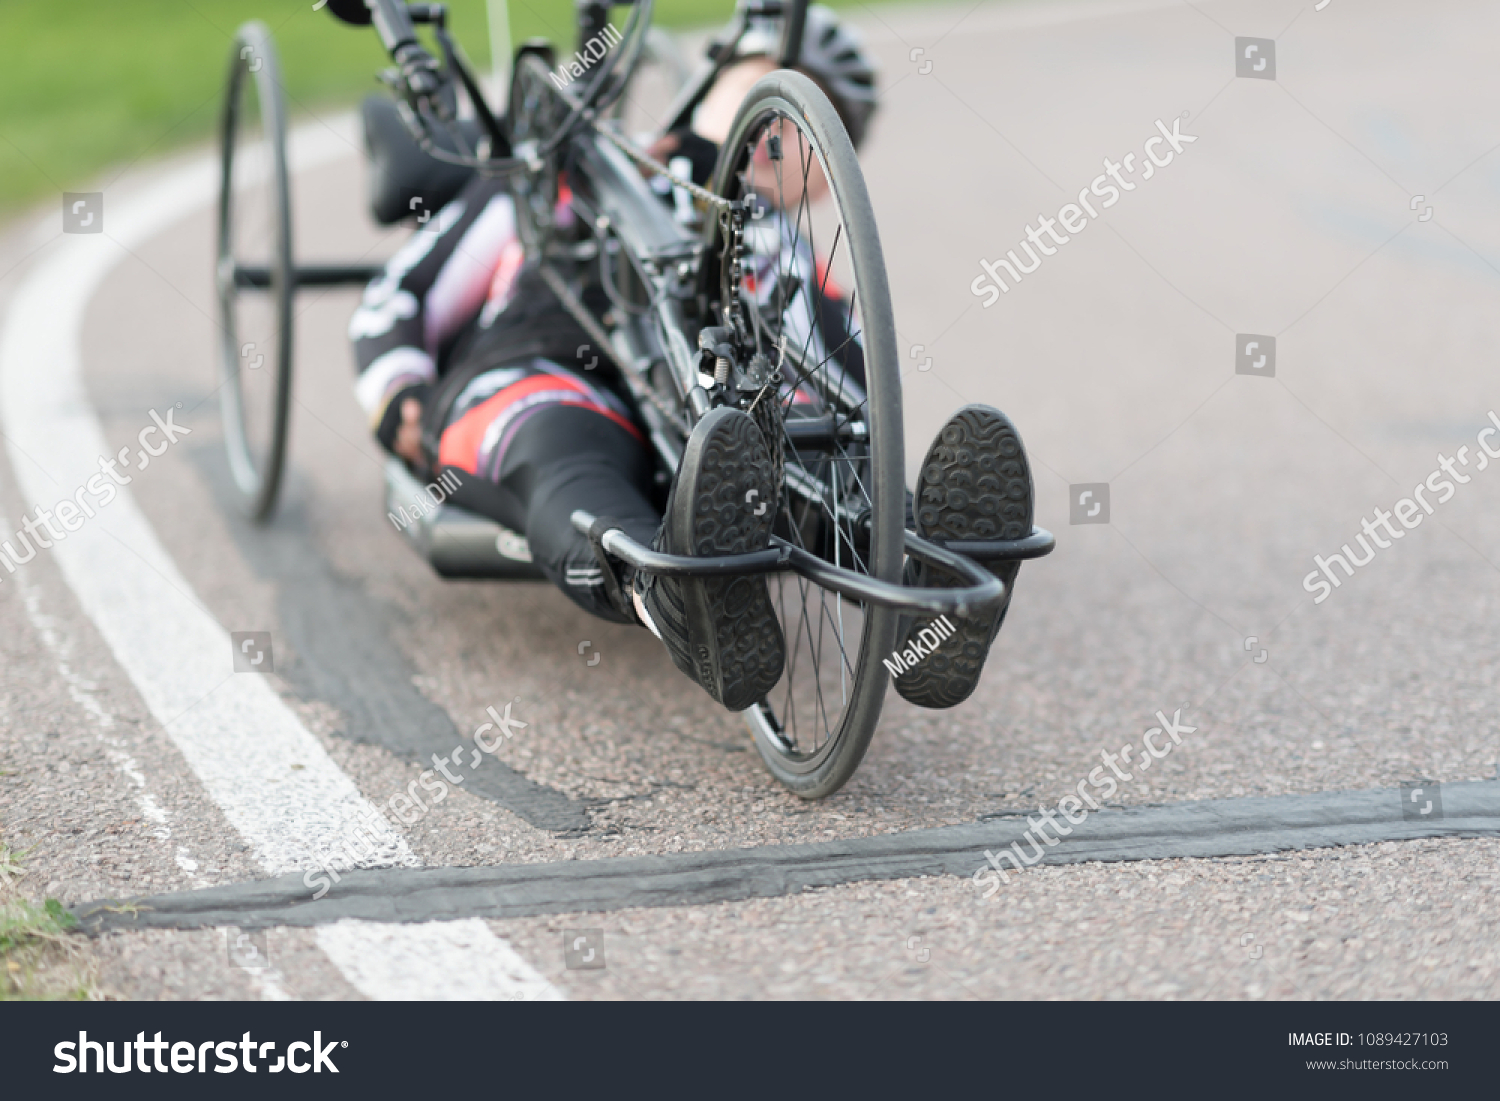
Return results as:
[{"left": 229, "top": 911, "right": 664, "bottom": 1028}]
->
[{"left": 349, "top": 5, "right": 1034, "bottom": 713}]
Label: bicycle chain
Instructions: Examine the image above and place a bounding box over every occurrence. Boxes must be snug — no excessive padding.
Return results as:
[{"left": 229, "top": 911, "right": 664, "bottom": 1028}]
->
[
  {"left": 598, "top": 137, "right": 789, "bottom": 554},
  {"left": 587, "top": 115, "right": 768, "bottom": 438},
  {"left": 533, "top": 79, "right": 772, "bottom": 441},
  {"left": 591, "top": 122, "right": 734, "bottom": 212},
  {"left": 639, "top": 368, "right": 693, "bottom": 432}
]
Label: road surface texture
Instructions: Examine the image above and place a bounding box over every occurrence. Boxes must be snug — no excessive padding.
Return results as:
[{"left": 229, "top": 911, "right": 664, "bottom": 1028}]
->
[{"left": 2, "top": 0, "right": 1498, "bottom": 999}]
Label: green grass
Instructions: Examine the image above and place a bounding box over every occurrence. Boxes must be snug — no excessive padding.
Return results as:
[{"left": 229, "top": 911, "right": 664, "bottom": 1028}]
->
[
  {"left": 0, "top": 897, "right": 77, "bottom": 954},
  {"left": 1, "top": 0, "right": 463, "bottom": 213},
  {"left": 0, "top": 845, "right": 96, "bottom": 1000},
  {"left": 0, "top": 0, "right": 928, "bottom": 215},
  {"left": 0, "top": 844, "right": 26, "bottom": 886}
]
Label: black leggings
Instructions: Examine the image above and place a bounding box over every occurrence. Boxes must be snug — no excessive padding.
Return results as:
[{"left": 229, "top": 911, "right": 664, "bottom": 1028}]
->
[{"left": 446, "top": 398, "right": 660, "bottom": 624}]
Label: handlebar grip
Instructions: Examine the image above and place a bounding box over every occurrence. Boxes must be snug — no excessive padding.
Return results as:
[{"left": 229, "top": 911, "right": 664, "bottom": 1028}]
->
[{"left": 366, "top": 0, "right": 419, "bottom": 52}]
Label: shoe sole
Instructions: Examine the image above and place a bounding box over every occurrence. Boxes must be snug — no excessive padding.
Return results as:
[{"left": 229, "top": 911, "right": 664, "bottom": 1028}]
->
[
  {"left": 658, "top": 407, "right": 785, "bottom": 712},
  {"left": 894, "top": 405, "right": 1033, "bottom": 709}
]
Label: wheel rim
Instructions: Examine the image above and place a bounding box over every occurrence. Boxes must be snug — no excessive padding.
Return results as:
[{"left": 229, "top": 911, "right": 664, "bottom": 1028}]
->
[
  {"left": 217, "top": 24, "right": 292, "bottom": 520},
  {"left": 711, "top": 83, "right": 903, "bottom": 782}
]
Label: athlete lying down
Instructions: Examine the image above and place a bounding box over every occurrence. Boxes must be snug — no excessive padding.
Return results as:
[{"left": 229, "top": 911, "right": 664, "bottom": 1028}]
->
[{"left": 349, "top": 7, "right": 1035, "bottom": 713}]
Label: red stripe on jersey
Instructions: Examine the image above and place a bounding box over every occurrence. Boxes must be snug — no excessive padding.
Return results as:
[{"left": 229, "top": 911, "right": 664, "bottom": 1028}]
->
[{"left": 438, "top": 373, "right": 641, "bottom": 474}]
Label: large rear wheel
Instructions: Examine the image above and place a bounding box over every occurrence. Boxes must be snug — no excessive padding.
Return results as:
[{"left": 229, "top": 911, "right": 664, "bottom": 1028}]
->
[
  {"left": 216, "top": 21, "right": 294, "bottom": 521},
  {"left": 705, "top": 71, "right": 904, "bottom": 799}
]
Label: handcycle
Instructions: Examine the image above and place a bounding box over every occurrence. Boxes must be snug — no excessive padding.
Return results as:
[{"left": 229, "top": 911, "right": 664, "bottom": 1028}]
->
[{"left": 214, "top": 0, "right": 1054, "bottom": 798}]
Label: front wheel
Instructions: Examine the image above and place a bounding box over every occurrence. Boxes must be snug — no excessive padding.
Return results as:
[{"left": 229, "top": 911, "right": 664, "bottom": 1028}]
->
[{"left": 703, "top": 71, "right": 904, "bottom": 799}]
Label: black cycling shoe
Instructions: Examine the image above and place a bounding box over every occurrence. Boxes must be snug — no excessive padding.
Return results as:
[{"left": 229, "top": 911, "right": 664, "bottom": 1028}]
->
[
  {"left": 893, "top": 405, "right": 1034, "bottom": 709},
  {"left": 634, "top": 406, "right": 785, "bottom": 712}
]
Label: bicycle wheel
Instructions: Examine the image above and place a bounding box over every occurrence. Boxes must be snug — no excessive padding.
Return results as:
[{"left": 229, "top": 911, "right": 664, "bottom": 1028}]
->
[
  {"left": 216, "top": 21, "right": 293, "bottom": 521},
  {"left": 704, "top": 71, "right": 904, "bottom": 799}
]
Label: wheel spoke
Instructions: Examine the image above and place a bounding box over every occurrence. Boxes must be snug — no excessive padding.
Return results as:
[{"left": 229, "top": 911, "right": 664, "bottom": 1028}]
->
[{"left": 715, "top": 84, "right": 898, "bottom": 792}]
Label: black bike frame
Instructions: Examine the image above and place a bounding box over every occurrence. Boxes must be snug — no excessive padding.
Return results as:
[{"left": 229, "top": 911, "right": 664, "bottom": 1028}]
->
[
  {"left": 344, "top": 0, "right": 1059, "bottom": 616},
  {"left": 658, "top": 0, "right": 809, "bottom": 135}
]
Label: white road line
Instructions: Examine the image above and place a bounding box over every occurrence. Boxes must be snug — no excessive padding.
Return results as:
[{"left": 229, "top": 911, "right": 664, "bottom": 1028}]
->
[
  {"left": 7, "top": 563, "right": 205, "bottom": 880},
  {"left": 0, "top": 116, "right": 560, "bottom": 1001},
  {"left": 318, "top": 919, "right": 563, "bottom": 1001}
]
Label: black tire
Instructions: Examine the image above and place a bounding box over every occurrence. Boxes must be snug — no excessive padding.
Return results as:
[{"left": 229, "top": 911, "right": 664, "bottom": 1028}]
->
[
  {"left": 704, "top": 71, "right": 904, "bottom": 799},
  {"left": 216, "top": 22, "right": 293, "bottom": 522}
]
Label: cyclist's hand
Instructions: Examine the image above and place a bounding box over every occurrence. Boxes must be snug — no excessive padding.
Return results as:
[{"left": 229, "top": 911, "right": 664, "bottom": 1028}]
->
[
  {"left": 645, "top": 132, "right": 682, "bottom": 165},
  {"left": 394, "top": 396, "right": 425, "bottom": 466},
  {"left": 643, "top": 128, "right": 719, "bottom": 186}
]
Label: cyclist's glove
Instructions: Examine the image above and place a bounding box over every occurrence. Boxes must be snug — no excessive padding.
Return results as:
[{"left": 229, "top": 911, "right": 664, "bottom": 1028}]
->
[
  {"left": 668, "top": 128, "right": 719, "bottom": 185},
  {"left": 375, "top": 381, "right": 432, "bottom": 456}
]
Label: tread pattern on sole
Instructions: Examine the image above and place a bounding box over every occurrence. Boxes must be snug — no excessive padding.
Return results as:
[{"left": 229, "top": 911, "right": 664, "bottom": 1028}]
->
[
  {"left": 894, "top": 405, "right": 1033, "bottom": 710},
  {"left": 645, "top": 409, "right": 785, "bottom": 712}
]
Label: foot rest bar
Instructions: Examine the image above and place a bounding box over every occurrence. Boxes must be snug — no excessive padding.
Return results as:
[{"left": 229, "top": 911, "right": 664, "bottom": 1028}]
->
[
  {"left": 233, "top": 263, "right": 387, "bottom": 289},
  {"left": 571, "top": 509, "right": 790, "bottom": 576},
  {"left": 570, "top": 511, "right": 1006, "bottom": 618},
  {"left": 927, "top": 526, "right": 1056, "bottom": 562},
  {"left": 896, "top": 531, "right": 1006, "bottom": 617}
]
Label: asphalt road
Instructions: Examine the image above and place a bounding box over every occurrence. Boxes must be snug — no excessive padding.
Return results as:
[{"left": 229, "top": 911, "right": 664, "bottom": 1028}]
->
[{"left": 2, "top": 0, "right": 1499, "bottom": 1000}]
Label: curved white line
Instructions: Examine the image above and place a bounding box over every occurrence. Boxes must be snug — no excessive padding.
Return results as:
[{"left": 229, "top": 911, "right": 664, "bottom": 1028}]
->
[{"left": 0, "top": 115, "right": 559, "bottom": 1001}]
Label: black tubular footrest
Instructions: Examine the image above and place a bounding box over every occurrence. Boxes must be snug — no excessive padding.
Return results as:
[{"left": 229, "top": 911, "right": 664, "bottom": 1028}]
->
[
  {"left": 569, "top": 511, "right": 1007, "bottom": 618},
  {"left": 232, "top": 263, "right": 387, "bottom": 289},
  {"left": 928, "top": 526, "right": 1056, "bottom": 562},
  {"left": 572, "top": 509, "right": 789, "bottom": 577},
  {"left": 584, "top": 513, "right": 634, "bottom": 617}
]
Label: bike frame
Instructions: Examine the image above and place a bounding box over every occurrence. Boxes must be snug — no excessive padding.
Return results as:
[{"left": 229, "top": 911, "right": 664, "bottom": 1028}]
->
[{"left": 351, "top": 0, "right": 1054, "bottom": 615}]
